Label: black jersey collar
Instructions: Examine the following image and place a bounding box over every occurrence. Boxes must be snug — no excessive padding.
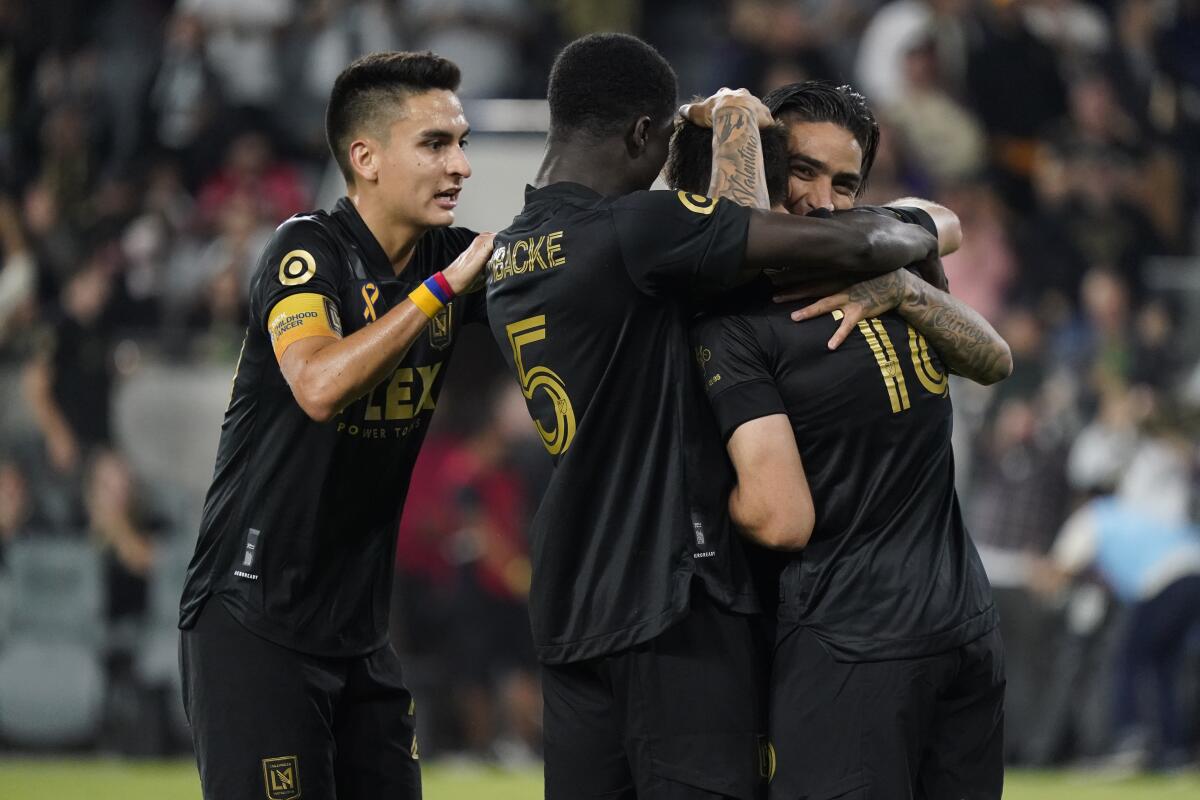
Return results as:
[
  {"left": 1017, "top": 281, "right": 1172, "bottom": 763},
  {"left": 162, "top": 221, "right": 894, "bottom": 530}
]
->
[
  {"left": 333, "top": 196, "right": 394, "bottom": 280},
  {"left": 524, "top": 182, "right": 604, "bottom": 204}
]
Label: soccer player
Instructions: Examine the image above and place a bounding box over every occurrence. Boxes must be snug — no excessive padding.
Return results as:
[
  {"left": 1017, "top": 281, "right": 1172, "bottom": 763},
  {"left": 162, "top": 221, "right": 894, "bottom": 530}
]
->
[
  {"left": 177, "top": 52, "right": 493, "bottom": 800},
  {"left": 484, "top": 34, "right": 941, "bottom": 799},
  {"left": 688, "top": 81, "right": 1012, "bottom": 799}
]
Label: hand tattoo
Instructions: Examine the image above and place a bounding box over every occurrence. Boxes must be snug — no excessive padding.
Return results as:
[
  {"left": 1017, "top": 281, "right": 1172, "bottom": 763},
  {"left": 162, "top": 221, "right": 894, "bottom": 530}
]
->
[
  {"left": 708, "top": 107, "right": 770, "bottom": 210},
  {"left": 845, "top": 271, "right": 907, "bottom": 316}
]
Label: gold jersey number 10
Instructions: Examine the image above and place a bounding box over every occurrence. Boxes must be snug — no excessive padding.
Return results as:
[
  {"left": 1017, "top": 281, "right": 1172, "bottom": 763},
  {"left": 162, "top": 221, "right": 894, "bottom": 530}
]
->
[
  {"left": 836, "top": 311, "right": 948, "bottom": 413},
  {"left": 505, "top": 315, "right": 577, "bottom": 455}
]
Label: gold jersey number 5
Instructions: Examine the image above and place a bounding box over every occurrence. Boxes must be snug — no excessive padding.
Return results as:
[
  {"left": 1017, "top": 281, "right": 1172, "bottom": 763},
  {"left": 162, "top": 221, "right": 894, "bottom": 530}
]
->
[{"left": 505, "top": 315, "right": 577, "bottom": 455}]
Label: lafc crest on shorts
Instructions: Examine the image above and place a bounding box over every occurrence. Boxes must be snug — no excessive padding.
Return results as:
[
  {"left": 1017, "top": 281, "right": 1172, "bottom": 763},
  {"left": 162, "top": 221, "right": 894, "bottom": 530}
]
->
[
  {"left": 262, "top": 755, "right": 301, "bottom": 800},
  {"left": 428, "top": 303, "right": 453, "bottom": 350}
]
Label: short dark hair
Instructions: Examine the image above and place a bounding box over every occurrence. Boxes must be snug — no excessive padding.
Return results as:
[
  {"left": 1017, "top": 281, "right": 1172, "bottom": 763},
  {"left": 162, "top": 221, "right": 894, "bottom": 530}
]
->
[
  {"left": 665, "top": 120, "right": 791, "bottom": 207},
  {"left": 326, "top": 51, "right": 461, "bottom": 183},
  {"left": 762, "top": 81, "right": 879, "bottom": 194},
  {"left": 547, "top": 33, "right": 677, "bottom": 139}
]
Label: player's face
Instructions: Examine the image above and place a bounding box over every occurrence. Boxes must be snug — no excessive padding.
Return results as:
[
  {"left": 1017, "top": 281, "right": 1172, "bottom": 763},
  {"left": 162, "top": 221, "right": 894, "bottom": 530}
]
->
[
  {"left": 376, "top": 89, "right": 472, "bottom": 228},
  {"left": 780, "top": 119, "right": 863, "bottom": 216}
]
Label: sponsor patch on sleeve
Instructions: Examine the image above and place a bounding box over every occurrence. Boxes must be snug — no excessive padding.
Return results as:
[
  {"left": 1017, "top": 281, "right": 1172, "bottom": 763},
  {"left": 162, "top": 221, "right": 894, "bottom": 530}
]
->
[
  {"left": 676, "top": 190, "right": 717, "bottom": 215},
  {"left": 268, "top": 293, "right": 342, "bottom": 359}
]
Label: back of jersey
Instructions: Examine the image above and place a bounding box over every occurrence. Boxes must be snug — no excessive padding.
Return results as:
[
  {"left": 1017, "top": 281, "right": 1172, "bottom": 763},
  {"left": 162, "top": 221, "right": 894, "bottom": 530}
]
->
[
  {"left": 692, "top": 300, "right": 996, "bottom": 661},
  {"left": 485, "top": 183, "right": 759, "bottom": 664}
]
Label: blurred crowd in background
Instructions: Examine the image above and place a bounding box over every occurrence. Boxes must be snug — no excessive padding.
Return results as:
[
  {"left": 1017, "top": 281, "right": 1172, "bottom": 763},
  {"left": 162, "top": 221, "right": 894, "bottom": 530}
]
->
[{"left": 0, "top": 0, "right": 1198, "bottom": 773}]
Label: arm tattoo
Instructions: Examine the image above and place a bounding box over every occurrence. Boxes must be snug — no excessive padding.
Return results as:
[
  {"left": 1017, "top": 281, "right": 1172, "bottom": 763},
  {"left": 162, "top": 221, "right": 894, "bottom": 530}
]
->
[
  {"left": 899, "top": 278, "right": 1012, "bottom": 384},
  {"left": 845, "top": 270, "right": 906, "bottom": 312},
  {"left": 708, "top": 107, "right": 770, "bottom": 210}
]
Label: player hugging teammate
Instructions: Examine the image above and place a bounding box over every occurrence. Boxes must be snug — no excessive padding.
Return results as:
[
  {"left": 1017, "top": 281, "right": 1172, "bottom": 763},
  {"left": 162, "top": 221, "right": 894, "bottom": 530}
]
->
[
  {"left": 177, "top": 32, "right": 1011, "bottom": 800},
  {"left": 486, "top": 32, "right": 1011, "bottom": 800}
]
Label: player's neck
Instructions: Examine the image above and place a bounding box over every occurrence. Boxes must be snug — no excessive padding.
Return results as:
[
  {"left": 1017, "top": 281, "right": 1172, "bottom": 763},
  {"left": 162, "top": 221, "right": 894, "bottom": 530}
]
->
[
  {"left": 535, "top": 139, "right": 648, "bottom": 197},
  {"left": 349, "top": 194, "right": 421, "bottom": 276}
]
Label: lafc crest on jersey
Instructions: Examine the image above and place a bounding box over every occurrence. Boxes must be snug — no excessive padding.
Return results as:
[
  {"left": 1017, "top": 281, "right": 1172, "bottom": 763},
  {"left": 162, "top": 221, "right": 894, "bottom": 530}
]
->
[
  {"left": 262, "top": 755, "right": 301, "bottom": 800},
  {"left": 429, "top": 303, "right": 453, "bottom": 350}
]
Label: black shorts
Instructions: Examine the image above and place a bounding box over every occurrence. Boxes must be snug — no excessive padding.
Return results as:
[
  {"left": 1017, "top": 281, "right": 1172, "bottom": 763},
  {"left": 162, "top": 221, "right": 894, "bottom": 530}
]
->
[
  {"left": 180, "top": 599, "right": 421, "bottom": 800},
  {"left": 542, "top": 588, "right": 770, "bottom": 800},
  {"left": 769, "top": 626, "right": 1004, "bottom": 800}
]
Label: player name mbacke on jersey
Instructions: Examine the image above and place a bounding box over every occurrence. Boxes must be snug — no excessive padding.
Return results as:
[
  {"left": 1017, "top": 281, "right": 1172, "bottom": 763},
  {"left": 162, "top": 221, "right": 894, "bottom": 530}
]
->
[
  {"left": 179, "top": 197, "right": 485, "bottom": 657},
  {"left": 486, "top": 183, "right": 762, "bottom": 664},
  {"left": 692, "top": 292, "right": 997, "bottom": 662}
]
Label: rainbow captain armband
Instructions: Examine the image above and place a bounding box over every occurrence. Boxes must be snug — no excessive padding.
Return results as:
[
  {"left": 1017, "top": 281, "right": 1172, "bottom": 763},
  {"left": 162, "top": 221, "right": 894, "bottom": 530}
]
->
[{"left": 408, "top": 272, "right": 456, "bottom": 319}]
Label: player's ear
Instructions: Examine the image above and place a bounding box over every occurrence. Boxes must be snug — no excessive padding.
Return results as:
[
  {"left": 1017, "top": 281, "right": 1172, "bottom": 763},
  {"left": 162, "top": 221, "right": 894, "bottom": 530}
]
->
[
  {"left": 626, "top": 116, "right": 652, "bottom": 158},
  {"left": 349, "top": 137, "right": 379, "bottom": 185}
]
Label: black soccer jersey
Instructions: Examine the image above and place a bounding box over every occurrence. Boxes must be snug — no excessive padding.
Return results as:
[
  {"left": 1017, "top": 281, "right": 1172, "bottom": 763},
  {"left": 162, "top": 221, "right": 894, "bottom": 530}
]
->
[
  {"left": 691, "top": 295, "right": 996, "bottom": 662},
  {"left": 179, "top": 197, "right": 484, "bottom": 657},
  {"left": 485, "top": 183, "right": 760, "bottom": 664}
]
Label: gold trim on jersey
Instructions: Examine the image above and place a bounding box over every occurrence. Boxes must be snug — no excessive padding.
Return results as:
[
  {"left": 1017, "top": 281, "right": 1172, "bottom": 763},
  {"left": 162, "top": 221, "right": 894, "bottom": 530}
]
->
[
  {"left": 856, "top": 319, "right": 910, "bottom": 413},
  {"left": 907, "top": 325, "right": 949, "bottom": 396}
]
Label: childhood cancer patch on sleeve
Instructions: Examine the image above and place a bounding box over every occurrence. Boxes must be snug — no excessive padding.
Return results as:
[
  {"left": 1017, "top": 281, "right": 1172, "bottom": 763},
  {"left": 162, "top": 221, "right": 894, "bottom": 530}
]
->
[{"left": 267, "top": 293, "right": 343, "bottom": 360}]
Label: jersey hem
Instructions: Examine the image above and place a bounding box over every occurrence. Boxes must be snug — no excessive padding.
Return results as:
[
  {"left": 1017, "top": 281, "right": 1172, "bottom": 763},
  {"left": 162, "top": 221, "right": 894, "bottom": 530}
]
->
[
  {"left": 782, "top": 603, "right": 999, "bottom": 663},
  {"left": 207, "top": 592, "right": 389, "bottom": 659}
]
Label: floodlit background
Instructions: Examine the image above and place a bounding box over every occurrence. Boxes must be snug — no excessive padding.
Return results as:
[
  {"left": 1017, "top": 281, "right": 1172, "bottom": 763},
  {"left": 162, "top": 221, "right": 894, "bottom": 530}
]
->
[{"left": 0, "top": 0, "right": 1198, "bottom": 797}]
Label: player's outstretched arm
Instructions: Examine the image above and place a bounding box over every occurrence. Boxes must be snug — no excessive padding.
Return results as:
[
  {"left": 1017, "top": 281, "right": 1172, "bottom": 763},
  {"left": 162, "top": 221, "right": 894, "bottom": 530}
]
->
[
  {"left": 279, "top": 234, "right": 494, "bottom": 422},
  {"left": 726, "top": 415, "right": 815, "bottom": 550},
  {"left": 744, "top": 206, "right": 938, "bottom": 280},
  {"left": 793, "top": 269, "right": 1013, "bottom": 385}
]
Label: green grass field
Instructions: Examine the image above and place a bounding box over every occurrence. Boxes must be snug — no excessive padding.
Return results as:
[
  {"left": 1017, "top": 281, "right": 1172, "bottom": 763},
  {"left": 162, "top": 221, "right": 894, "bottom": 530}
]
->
[{"left": 0, "top": 760, "right": 1197, "bottom": 799}]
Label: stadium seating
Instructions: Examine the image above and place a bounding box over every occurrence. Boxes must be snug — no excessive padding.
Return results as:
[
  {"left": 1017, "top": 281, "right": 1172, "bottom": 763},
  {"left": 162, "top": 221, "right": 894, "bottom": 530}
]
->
[{"left": 0, "top": 537, "right": 106, "bottom": 745}]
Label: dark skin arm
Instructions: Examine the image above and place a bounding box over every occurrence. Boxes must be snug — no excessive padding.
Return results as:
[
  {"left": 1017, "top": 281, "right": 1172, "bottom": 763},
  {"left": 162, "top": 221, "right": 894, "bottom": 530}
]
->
[
  {"left": 744, "top": 208, "right": 937, "bottom": 280},
  {"left": 682, "top": 91, "right": 940, "bottom": 286}
]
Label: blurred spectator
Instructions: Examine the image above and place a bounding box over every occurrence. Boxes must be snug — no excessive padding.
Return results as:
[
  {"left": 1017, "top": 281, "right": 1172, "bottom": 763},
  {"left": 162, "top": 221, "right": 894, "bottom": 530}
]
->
[
  {"left": 0, "top": 194, "right": 34, "bottom": 347},
  {"left": 1021, "top": 0, "right": 1111, "bottom": 62},
  {"left": 180, "top": 0, "right": 293, "bottom": 109},
  {"left": 21, "top": 178, "right": 79, "bottom": 298},
  {"left": 84, "top": 449, "right": 160, "bottom": 631},
  {"left": 280, "top": 0, "right": 398, "bottom": 156},
  {"left": 195, "top": 130, "right": 309, "bottom": 229},
  {"left": 1131, "top": 300, "right": 1180, "bottom": 389},
  {"left": 969, "top": 395, "right": 1071, "bottom": 764},
  {"left": 395, "top": 383, "right": 541, "bottom": 761},
  {"left": 966, "top": 0, "right": 1068, "bottom": 209},
  {"left": 939, "top": 182, "right": 1018, "bottom": 322},
  {"left": 856, "top": 0, "right": 970, "bottom": 109},
  {"left": 1074, "top": 269, "right": 1136, "bottom": 388},
  {"left": 22, "top": 249, "right": 119, "bottom": 480},
  {"left": 37, "top": 103, "right": 97, "bottom": 227},
  {"left": 407, "top": 0, "right": 532, "bottom": 98},
  {"left": 168, "top": 188, "right": 266, "bottom": 333},
  {"left": 143, "top": 10, "right": 224, "bottom": 176},
  {"left": 885, "top": 33, "right": 986, "bottom": 186},
  {"left": 0, "top": 0, "right": 38, "bottom": 181},
  {"left": 1034, "top": 421, "right": 1200, "bottom": 769},
  {"left": 0, "top": 457, "right": 39, "bottom": 566},
  {"left": 971, "top": 398, "right": 1071, "bottom": 559},
  {"left": 713, "top": 0, "right": 846, "bottom": 91}
]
